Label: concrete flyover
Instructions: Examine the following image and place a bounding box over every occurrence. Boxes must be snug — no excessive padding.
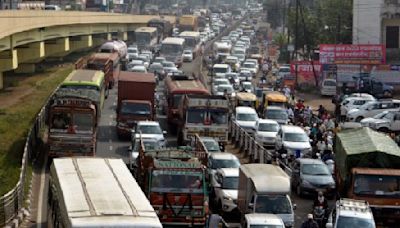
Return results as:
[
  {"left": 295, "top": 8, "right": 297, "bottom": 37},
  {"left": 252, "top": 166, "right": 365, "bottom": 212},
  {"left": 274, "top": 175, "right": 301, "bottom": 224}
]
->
[{"left": 0, "top": 10, "right": 175, "bottom": 89}]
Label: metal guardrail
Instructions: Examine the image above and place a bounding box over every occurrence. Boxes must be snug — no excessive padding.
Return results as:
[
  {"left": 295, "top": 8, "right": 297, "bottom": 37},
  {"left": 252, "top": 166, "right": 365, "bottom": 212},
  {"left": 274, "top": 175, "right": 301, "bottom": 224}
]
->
[
  {"left": 0, "top": 90, "right": 52, "bottom": 226},
  {"left": 228, "top": 119, "right": 293, "bottom": 176}
]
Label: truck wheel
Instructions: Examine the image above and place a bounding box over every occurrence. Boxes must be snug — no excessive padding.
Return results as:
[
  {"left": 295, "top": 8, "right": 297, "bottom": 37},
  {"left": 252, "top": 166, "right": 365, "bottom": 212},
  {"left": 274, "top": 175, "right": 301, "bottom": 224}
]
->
[{"left": 355, "top": 116, "right": 363, "bottom": 122}]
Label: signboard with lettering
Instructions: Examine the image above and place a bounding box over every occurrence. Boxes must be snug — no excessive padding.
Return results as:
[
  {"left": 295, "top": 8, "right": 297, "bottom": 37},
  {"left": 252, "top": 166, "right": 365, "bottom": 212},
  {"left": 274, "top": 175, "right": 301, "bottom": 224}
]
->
[
  {"left": 319, "top": 44, "right": 386, "bottom": 65},
  {"left": 290, "top": 61, "right": 321, "bottom": 83}
]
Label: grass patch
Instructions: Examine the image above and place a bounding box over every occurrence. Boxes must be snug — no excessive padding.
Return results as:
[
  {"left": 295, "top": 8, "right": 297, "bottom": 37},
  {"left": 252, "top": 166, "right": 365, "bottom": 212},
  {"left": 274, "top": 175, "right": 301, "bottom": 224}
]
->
[{"left": 0, "top": 66, "right": 73, "bottom": 195}]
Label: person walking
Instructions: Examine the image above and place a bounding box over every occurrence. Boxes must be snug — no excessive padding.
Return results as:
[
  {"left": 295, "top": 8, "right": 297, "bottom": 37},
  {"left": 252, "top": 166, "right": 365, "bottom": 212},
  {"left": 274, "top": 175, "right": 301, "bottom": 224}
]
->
[{"left": 301, "top": 214, "right": 319, "bottom": 228}]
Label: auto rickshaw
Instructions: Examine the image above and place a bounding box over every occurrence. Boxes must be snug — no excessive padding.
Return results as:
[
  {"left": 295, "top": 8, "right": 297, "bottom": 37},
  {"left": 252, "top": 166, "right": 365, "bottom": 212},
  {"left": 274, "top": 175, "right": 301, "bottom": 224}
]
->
[
  {"left": 235, "top": 92, "right": 257, "bottom": 108},
  {"left": 257, "top": 91, "right": 287, "bottom": 111}
]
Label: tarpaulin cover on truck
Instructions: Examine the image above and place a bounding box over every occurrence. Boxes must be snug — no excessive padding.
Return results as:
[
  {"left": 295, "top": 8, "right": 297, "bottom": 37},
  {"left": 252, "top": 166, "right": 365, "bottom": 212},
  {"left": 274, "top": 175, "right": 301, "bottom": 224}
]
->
[{"left": 335, "top": 127, "right": 400, "bottom": 178}]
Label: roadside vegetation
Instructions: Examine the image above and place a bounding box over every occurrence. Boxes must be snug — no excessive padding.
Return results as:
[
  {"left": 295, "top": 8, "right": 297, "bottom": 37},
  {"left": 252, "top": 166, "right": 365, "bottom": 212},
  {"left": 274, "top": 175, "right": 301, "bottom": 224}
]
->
[{"left": 0, "top": 66, "right": 73, "bottom": 195}]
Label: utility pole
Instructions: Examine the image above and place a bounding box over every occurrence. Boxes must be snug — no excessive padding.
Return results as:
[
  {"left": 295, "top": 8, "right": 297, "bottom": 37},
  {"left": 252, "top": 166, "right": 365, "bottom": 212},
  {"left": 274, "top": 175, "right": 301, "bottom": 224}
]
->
[
  {"left": 294, "top": 0, "right": 299, "bottom": 88},
  {"left": 282, "top": 0, "right": 286, "bottom": 34}
]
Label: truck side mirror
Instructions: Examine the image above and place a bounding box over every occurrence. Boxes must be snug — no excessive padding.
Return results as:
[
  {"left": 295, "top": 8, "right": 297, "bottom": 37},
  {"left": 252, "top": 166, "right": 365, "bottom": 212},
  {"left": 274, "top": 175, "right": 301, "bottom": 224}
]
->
[
  {"left": 326, "top": 223, "right": 333, "bottom": 228},
  {"left": 162, "top": 130, "right": 167, "bottom": 134},
  {"left": 293, "top": 204, "right": 297, "bottom": 210}
]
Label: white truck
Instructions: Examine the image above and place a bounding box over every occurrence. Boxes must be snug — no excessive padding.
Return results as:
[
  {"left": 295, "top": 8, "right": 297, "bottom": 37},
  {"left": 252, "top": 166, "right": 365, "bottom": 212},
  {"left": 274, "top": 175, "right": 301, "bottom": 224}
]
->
[
  {"left": 368, "top": 111, "right": 400, "bottom": 132},
  {"left": 237, "top": 164, "right": 295, "bottom": 228},
  {"left": 213, "top": 41, "right": 231, "bottom": 61}
]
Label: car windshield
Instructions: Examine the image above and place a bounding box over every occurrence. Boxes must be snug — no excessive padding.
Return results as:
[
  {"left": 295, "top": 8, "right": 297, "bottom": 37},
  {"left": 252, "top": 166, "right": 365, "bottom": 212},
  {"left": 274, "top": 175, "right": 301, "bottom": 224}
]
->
[
  {"left": 202, "top": 140, "right": 221, "bottom": 152},
  {"left": 184, "top": 50, "right": 192, "bottom": 54},
  {"left": 120, "top": 102, "right": 151, "bottom": 116},
  {"left": 243, "top": 63, "right": 255, "bottom": 68},
  {"left": 258, "top": 123, "right": 279, "bottom": 132},
  {"left": 137, "top": 124, "right": 162, "bottom": 134},
  {"left": 301, "top": 164, "right": 331, "bottom": 175},
  {"left": 243, "top": 83, "right": 252, "bottom": 89},
  {"left": 353, "top": 174, "right": 400, "bottom": 197},
  {"left": 214, "top": 67, "right": 228, "bottom": 73},
  {"left": 151, "top": 170, "right": 204, "bottom": 193},
  {"left": 133, "top": 140, "right": 159, "bottom": 151},
  {"left": 283, "top": 132, "right": 308, "bottom": 142},
  {"left": 336, "top": 216, "right": 375, "bottom": 228},
  {"left": 265, "top": 109, "right": 288, "bottom": 120},
  {"left": 211, "top": 158, "right": 240, "bottom": 169},
  {"left": 373, "top": 112, "right": 388, "bottom": 119},
  {"left": 163, "top": 62, "right": 175, "bottom": 67},
  {"left": 217, "top": 86, "right": 233, "bottom": 93},
  {"left": 154, "top": 58, "right": 165, "bottom": 63},
  {"left": 255, "top": 195, "right": 292, "bottom": 214},
  {"left": 358, "top": 101, "right": 374, "bottom": 110},
  {"left": 383, "top": 112, "right": 394, "bottom": 120},
  {"left": 222, "top": 176, "right": 239, "bottom": 189},
  {"left": 214, "top": 80, "right": 229, "bottom": 85},
  {"left": 128, "top": 48, "right": 138, "bottom": 53},
  {"left": 237, "top": 113, "right": 257, "bottom": 121}
]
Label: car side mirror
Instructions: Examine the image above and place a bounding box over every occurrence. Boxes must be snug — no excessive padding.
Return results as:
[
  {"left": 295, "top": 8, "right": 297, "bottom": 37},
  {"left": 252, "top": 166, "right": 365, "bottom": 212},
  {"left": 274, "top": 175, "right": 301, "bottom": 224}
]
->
[
  {"left": 293, "top": 204, "right": 297, "bottom": 210},
  {"left": 326, "top": 223, "right": 333, "bottom": 228}
]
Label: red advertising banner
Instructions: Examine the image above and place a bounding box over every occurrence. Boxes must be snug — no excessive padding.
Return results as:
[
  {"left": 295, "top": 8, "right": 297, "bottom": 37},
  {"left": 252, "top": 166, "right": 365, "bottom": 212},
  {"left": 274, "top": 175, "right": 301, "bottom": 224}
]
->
[
  {"left": 290, "top": 61, "right": 321, "bottom": 83},
  {"left": 319, "top": 44, "right": 386, "bottom": 65}
]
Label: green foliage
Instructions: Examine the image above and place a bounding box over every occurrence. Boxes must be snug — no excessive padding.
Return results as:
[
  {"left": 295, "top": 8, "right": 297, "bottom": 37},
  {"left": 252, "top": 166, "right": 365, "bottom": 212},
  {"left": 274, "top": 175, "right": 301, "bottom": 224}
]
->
[{"left": 287, "top": 0, "right": 353, "bottom": 54}]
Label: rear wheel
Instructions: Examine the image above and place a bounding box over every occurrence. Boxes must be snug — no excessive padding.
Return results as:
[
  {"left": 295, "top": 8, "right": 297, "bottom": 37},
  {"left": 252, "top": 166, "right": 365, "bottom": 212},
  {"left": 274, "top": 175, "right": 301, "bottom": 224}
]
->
[{"left": 355, "top": 116, "right": 363, "bottom": 122}]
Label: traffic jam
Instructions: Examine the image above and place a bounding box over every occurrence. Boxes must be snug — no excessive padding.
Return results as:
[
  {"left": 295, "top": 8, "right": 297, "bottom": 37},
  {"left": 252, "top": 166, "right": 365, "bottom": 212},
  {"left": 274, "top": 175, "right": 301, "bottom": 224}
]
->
[{"left": 44, "top": 1, "right": 400, "bottom": 228}]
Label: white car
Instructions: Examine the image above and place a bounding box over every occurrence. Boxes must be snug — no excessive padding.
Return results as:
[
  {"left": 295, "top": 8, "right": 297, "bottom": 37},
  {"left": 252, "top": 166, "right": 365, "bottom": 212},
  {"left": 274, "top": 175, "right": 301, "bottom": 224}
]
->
[
  {"left": 234, "top": 106, "right": 259, "bottom": 133},
  {"left": 129, "top": 65, "right": 147, "bottom": 73},
  {"left": 246, "top": 59, "right": 259, "bottom": 71},
  {"left": 275, "top": 125, "right": 312, "bottom": 157},
  {"left": 212, "top": 78, "right": 230, "bottom": 94},
  {"left": 241, "top": 61, "right": 258, "bottom": 75},
  {"left": 216, "top": 84, "right": 235, "bottom": 97},
  {"left": 162, "top": 61, "right": 178, "bottom": 74},
  {"left": 211, "top": 168, "right": 239, "bottom": 213},
  {"left": 277, "top": 65, "right": 291, "bottom": 80},
  {"left": 130, "top": 137, "right": 162, "bottom": 165},
  {"left": 346, "top": 99, "right": 400, "bottom": 122},
  {"left": 255, "top": 119, "right": 280, "bottom": 148},
  {"left": 240, "top": 81, "right": 253, "bottom": 93},
  {"left": 127, "top": 60, "right": 144, "bottom": 69},
  {"left": 127, "top": 47, "right": 139, "bottom": 60},
  {"left": 207, "top": 153, "right": 241, "bottom": 181},
  {"left": 360, "top": 110, "right": 391, "bottom": 127},
  {"left": 213, "top": 64, "right": 232, "bottom": 78},
  {"left": 153, "top": 56, "right": 166, "bottom": 64},
  {"left": 340, "top": 96, "right": 375, "bottom": 117},
  {"left": 239, "top": 70, "right": 252, "bottom": 82},
  {"left": 182, "top": 49, "right": 193, "bottom": 62},
  {"left": 224, "top": 56, "right": 241, "bottom": 71},
  {"left": 132, "top": 121, "right": 167, "bottom": 148}
]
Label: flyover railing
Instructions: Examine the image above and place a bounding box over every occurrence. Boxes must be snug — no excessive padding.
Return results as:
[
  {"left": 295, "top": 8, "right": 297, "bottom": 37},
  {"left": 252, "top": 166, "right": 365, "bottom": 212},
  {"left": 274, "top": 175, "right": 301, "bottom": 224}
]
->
[
  {"left": 228, "top": 119, "right": 293, "bottom": 176},
  {"left": 0, "top": 89, "right": 53, "bottom": 226}
]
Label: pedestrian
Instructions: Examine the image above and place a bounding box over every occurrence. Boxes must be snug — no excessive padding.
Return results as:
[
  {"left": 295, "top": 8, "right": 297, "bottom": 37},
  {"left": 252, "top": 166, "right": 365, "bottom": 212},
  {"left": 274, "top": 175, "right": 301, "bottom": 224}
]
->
[
  {"left": 301, "top": 214, "right": 319, "bottom": 228},
  {"left": 287, "top": 106, "right": 294, "bottom": 123}
]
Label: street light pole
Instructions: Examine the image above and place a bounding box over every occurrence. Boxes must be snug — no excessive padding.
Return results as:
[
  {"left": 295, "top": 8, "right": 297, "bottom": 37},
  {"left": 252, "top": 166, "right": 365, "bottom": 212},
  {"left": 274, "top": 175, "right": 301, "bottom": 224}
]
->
[{"left": 294, "top": 0, "right": 299, "bottom": 88}]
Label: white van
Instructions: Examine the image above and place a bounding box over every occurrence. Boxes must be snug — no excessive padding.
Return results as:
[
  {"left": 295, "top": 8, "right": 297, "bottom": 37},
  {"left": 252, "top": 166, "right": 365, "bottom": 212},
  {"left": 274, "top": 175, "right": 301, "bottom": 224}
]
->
[{"left": 320, "top": 79, "right": 337, "bottom": 96}]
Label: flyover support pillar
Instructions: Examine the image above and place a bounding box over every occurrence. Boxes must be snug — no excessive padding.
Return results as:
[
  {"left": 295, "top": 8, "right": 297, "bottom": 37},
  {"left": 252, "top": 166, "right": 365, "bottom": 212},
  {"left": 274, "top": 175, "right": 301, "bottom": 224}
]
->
[
  {"left": 45, "top": 38, "right": 70, "bottom": 57},
  {"left": 17, "top": 42, "right": 45, "bottom": 63},
  {"left": 0, "top": 50, "right": 18, "bottom": 71},
  {"left": 70, "top": 35, "right": 92, "bottom": 51},
  {"left": 14, "top": 63, "right": 36, "bottom": 74}
]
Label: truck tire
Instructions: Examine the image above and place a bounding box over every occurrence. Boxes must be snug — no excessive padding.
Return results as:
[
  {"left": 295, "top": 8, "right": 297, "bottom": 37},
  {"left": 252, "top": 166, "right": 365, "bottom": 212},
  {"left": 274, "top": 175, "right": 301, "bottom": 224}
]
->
[
  {"left": 378, "top": 127, "right": 389, "bottom": 133},
  {"left": 355, "top": 116, "right": 363, "bottom": 122}
]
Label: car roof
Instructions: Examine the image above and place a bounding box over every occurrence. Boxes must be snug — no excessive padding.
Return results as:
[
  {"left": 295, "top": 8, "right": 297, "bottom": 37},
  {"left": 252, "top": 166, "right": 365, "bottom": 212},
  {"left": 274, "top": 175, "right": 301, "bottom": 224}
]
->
[
  {"left": 297, "top": 158, "right": 325, "bottom": 165},
  {"left": 242, "top": 81, "right": 252, "bottom": 85},
  {"left": 245, "top": 213, "right": 284, "bottom": 226},
  {"left": 258, "top": 119, "right": 279, "bottom": 124},
  {"left": 281, "top": 125, "right": 305, "bottom": 133},
  {"left": 214, "top": 64, "right": 229, "bottom": 68},
  {"left": 137, "top": 121, "right": 160, "bottom": 126},
  {"left": 217, "top": 168, "right": 239, "bottom": 177},
  {"left": 209, "top": 152, "right": 239, "bottom": 160},
  {"left": 235, "top": 106, "right": 257, "bottom": 113},
  {"left": 132, "top": 65, "right": 146, "bottom": 69}
]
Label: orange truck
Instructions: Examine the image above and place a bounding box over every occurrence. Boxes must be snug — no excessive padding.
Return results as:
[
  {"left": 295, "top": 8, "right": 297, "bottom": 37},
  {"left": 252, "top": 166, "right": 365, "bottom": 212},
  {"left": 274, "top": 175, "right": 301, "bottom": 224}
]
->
[
  {"left": 335, "top": 127, "right": 400, "bottom": 226},
  {"left": 179, "top": 15, "right": 199, "bottom": 32},
  {"left": 135, "top": 136, "right": 209, "bottom": 227},
  {"left": 75, "top": 52, "right": 120, "bottom": 94}
]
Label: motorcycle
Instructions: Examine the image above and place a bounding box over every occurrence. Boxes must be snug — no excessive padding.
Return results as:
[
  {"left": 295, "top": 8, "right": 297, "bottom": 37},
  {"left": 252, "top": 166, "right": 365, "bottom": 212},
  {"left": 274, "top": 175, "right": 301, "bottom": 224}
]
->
[{"left": 313, "top": 206, "right": 327, "bottom": 228}]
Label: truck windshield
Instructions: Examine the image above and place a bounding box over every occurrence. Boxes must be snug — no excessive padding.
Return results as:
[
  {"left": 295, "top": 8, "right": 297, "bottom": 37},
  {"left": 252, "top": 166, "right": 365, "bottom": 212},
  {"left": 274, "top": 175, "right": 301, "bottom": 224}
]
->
[
  {"left": 73, "top": 113, "right": 94, "bottom": 132},
  {"left": 136, "top": 32, "right": 151, "bottom": 44},
  {"left": 172, "top": 94, "right": 183, "bottom": 108},
  {"left": 353, "top": 174, "right": 400, "bottom": 197},
  {"left": 161, "top": 43, "right": 183, "bottom": 55},
  {"left": 255, "top": 195, "right": 292, "bottom": 214},
  {"left": 210, "top": 111, "right": 228, "bottom": 124},
  {"left": 151, "top": 170, "right": 204, "bottom": 193},
  {"left": 336, "top": 216, "right": 375, "bottom": 228},
  {"left": 120, "top": 102, "right": 151, "bottom": 116},
  {"left": 222, "top": 176, "right": 239, "bottom": 190}
]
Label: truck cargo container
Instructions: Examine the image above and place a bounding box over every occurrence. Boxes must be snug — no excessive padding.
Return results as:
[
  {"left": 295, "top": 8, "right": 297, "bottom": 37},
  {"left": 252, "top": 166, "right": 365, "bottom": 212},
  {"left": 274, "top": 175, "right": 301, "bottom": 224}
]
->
[{"left": 116, "top": 71, "right": 156, "bottom": 138}]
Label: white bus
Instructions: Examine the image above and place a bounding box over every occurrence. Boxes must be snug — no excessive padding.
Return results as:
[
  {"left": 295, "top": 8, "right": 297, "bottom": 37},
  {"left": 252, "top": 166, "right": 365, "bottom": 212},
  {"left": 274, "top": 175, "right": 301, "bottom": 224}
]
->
[
  {"left": 48, "top": 157, "right": 162, "bottom": 228},
  {"left": 160, "top": 37, "right": 185, "bottom": 67},
  {"left": 135, "top": 27, "right": 158, "bottom": 51},
  {"left": 179, "top": 31, "right": 201, "bottom": 58}
]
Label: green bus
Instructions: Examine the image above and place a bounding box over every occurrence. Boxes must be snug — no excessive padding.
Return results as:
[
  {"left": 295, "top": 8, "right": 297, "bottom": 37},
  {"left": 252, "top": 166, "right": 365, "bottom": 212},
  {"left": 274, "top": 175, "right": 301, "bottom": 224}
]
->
[{"left": 60, "top": 69, "right": 106, "bottom": 110}]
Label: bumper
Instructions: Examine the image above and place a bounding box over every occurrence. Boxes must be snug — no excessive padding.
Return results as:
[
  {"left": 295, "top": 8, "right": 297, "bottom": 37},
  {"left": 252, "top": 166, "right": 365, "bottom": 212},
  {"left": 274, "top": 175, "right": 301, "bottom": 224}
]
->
[{"left": 222, "top": 199, "right": 238, "bottom": 212}]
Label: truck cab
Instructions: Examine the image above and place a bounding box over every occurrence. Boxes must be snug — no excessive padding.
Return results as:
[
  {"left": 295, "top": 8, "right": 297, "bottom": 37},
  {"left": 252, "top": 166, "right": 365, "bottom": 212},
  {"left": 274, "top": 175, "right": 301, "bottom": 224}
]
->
[{"left": 238, "top": 164, "right": 295, "bottom": 228}]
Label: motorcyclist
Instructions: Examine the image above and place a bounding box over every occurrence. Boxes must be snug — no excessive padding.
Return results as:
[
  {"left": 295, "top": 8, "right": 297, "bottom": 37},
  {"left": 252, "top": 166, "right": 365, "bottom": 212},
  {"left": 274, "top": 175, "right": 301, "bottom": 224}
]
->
[
  {"left": 313, "top": 191, "right": 329, "bottom": 210},
  {"left": 301, "top": 214, "right": 319, "bottom": 228}
]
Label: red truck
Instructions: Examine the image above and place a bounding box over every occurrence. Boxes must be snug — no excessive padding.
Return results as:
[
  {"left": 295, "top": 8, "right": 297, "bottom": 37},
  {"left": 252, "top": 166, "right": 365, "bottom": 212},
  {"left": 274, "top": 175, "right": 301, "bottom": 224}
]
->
[{"left": 116, "top": 71, "right": 156, "bottom": 138}]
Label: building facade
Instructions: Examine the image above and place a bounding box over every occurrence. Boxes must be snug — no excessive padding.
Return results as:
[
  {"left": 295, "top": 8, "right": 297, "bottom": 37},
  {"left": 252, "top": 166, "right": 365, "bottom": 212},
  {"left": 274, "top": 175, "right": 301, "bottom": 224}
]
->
[{"left": 353, "top": 0, "right": 400, "bottom": 62}]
